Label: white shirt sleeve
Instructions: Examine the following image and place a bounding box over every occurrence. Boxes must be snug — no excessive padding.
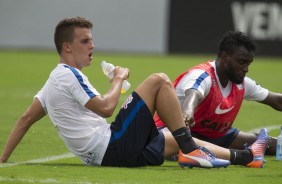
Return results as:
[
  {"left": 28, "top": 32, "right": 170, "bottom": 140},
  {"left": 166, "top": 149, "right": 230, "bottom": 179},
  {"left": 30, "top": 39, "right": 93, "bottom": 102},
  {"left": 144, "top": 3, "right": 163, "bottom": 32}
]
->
[
  {"left": 175, "top": 69, "right": 211, "bottom": 98},
  {"left": 34, "top": 82, "right": 48, "bottom": 114},
  {"left": 244, "top": 76, "right": 269, "bottom": 101}
]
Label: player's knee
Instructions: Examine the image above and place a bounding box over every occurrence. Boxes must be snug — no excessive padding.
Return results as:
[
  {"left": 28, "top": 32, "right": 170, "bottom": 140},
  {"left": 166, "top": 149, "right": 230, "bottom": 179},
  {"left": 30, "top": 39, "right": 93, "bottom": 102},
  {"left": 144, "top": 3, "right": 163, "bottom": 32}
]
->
[{"left": 150, "top": 73, "right": 171, "bottom": 86}]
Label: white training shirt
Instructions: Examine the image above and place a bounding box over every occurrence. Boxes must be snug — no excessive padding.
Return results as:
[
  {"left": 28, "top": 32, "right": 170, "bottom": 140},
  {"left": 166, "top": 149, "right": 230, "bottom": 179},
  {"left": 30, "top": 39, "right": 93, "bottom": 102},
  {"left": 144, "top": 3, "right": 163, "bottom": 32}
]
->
[
  {"left": 175, "top": 61, "right": 269, "bottom": 103},
  {"left": 35, "top": 64, "right": 111, "bottom": 166}
]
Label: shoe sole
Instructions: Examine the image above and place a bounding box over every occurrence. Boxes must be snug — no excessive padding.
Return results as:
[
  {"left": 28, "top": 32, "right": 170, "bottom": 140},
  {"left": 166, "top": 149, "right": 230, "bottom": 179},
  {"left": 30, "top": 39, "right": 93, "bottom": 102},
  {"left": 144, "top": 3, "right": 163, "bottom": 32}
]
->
[{"left": 178, "top": 162, "right": 229, "bottom": 169}]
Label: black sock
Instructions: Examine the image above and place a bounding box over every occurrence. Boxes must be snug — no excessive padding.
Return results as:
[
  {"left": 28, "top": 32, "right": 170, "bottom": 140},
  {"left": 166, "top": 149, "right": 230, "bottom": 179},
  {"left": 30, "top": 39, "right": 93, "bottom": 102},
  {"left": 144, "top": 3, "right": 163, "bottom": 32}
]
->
[
  {"left": 171, "top": 127, "right": 198, "bottom": 154},
  {"left": 230, "top": 149, "right": 253, "bottom": 165}
]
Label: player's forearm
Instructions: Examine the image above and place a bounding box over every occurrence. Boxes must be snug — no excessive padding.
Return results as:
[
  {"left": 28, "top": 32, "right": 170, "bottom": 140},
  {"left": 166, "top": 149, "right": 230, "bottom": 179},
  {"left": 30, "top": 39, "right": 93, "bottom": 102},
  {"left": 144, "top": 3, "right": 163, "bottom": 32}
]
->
[
  {"left": 107, "top": 76, "right": 125, "bottom": 107},
  {"left": 0, "top": 119, "right": 31, "bottom": 162},
  {"left": 100, "top": 77, "right": 123, "bottom": 117},
  {"left": 0, "top": 99, "right": 45, "bottom": 163},
  {"left": 182, "top": 89, "right": 203, "bottom": 114},
  {"left": 181, "top": 89, "right": 203, "bottom": 127}
]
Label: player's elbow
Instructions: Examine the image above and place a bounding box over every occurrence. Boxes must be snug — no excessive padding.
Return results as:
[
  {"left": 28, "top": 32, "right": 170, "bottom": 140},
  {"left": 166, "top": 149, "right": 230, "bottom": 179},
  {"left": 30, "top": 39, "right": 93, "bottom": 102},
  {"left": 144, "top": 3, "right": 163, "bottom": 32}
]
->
[
  {"left": 85, "top": 94, "right": 120, "bottom": 118},
  {"left": 99, "top": 108, "right": 114, "bottom": 118}
]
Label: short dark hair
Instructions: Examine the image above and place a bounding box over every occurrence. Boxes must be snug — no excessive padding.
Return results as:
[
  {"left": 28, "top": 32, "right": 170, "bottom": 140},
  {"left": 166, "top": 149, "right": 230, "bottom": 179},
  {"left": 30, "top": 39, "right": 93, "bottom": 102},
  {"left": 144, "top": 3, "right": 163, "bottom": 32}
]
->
[
  {"left": 217, "top": 30, "right": 256, "bottom": 57},
  {"left": 54, "top": 17, "right": 93, "bottom": 54}
]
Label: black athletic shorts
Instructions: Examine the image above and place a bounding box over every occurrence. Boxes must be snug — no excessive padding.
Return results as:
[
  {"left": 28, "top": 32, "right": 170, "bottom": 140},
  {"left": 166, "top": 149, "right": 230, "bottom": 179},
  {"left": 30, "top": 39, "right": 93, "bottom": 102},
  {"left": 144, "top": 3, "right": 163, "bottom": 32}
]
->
[{"left": 101, "top": 91, "right": 165, "bottom": 167}]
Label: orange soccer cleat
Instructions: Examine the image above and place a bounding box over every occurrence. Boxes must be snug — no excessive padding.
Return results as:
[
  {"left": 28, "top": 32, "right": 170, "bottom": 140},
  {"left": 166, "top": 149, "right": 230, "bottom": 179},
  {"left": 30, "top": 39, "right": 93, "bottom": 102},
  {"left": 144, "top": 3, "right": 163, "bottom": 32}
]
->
[
  {"left": 178, "top": 146, "right": 230, "bottom": 169},
  {"left": 246, "top": 128, "right": 269, "bottom": 168}
]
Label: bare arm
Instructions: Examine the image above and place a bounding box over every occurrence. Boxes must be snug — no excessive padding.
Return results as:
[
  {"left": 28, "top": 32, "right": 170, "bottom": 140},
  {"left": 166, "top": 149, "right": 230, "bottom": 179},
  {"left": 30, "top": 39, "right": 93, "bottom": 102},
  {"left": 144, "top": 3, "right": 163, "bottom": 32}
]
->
[
  {"left": 85, "top": 66, "right": 129, "bottom": 118},
  {"left": 0, "top": 98, "right": 46, "bottom": 163},
  {"left": 182, "top": 89, "right": 204, "bottom": 127},
  {"left": 259, "top": 91, "right": 282, "bottom": 111}
]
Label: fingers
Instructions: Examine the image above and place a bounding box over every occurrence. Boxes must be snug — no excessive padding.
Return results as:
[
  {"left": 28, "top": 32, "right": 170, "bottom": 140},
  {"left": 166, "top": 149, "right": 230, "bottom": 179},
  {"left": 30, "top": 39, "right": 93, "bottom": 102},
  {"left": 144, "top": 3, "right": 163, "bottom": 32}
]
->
[
  {"left": 184, "top": 118, "right": 195, "bottom": 127},
  {"left": 115, "top": 66, "right": 130, "bottom": 79},
  {"left": 127, "top": 69, "right": 130, "bottom": 79},
  {"left": 183, "top": 114, "right": 195, "bottom": 127}
]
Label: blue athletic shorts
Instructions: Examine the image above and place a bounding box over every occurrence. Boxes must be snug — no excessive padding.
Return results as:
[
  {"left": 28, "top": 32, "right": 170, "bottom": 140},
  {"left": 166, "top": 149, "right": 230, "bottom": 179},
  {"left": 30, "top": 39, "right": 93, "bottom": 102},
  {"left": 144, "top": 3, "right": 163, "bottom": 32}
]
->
[
  {"left": 191, "top": 127, "right": 240, "bottom": 148},
  {"left": 101, "top": 92, "right": 165, "bottom": 167}
]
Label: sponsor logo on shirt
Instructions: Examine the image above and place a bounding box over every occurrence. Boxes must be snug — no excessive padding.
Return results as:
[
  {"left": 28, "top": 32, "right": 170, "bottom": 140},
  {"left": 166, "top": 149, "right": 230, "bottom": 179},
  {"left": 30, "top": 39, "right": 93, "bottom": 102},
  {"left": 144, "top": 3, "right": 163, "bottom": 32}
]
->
[
  {"left": 215, "top": 103, "right": 235, "bottom": 114},
  {"left": 200, "top": 120, "right": 233, "bottom": 132}
]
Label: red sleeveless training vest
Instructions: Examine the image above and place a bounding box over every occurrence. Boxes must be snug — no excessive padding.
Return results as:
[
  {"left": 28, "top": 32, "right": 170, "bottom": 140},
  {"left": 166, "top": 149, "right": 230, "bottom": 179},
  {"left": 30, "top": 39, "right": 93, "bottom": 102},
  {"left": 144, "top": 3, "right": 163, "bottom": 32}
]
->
[{"left": 154, "top": 62, "right": 245, "bottom": 138}]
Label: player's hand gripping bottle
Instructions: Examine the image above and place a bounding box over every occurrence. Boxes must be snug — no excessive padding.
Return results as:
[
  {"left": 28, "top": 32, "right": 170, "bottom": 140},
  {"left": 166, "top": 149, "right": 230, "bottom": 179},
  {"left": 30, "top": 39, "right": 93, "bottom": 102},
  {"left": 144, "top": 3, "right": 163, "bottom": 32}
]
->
[{"left": 101, "top": 61, "right": 131, "bottom": 93}]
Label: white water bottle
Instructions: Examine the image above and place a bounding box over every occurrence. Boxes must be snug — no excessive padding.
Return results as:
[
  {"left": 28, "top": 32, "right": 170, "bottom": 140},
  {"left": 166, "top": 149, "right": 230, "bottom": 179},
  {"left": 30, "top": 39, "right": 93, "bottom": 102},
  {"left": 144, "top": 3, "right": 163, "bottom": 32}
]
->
[
  {"left": 276, "top": 126, "right": 282, "bottom": 160},
  {"left": 101, "top": 61, "right": 131, "bottom": 93}
]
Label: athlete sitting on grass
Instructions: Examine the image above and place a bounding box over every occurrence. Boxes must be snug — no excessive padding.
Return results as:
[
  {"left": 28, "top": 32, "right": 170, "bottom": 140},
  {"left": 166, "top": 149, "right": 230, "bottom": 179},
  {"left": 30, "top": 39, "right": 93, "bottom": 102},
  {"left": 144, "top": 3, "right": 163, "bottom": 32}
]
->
[
  {"left": 0, "top": 17, "right": 267, "bottom": 169},
  {"left": 155, "top": 30, "right": 281, "bottom": 167}
]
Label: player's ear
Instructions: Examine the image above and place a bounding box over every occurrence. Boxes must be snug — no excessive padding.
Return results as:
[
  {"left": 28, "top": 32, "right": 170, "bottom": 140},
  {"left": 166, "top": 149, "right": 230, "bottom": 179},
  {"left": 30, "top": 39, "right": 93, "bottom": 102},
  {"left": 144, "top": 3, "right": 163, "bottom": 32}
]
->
[
  {"left": 63, "top": 42, "right": 71, "bottom": 53},
  {"left": 220, "top": 50, "right": 230, "bottom": 61}
]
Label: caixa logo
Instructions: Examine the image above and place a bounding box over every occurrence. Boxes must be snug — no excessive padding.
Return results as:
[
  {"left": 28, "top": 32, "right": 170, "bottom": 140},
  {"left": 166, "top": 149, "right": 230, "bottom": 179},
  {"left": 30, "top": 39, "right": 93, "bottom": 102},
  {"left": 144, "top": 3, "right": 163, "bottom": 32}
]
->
[
  {"left": 231, "top": 1, "right": 282, "bottom": 40},
  {"left": 200, "top": 120, "right": 233, "bottom": 132}
]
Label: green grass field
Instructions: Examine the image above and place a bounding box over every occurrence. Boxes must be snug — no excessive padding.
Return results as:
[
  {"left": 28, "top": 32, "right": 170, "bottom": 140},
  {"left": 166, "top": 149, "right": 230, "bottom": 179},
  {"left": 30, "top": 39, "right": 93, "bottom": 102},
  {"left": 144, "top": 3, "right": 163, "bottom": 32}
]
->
[{"left": 0, "top": 50, "right": 282, "bottom": 184}]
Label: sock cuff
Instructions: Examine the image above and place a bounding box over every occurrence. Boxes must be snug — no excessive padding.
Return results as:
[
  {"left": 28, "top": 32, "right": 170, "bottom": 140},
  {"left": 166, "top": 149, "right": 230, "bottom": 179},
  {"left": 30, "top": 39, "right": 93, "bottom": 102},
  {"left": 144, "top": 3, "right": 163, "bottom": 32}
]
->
[{"left": 171, "top": 127, "right": 191, "bottom": 140}]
